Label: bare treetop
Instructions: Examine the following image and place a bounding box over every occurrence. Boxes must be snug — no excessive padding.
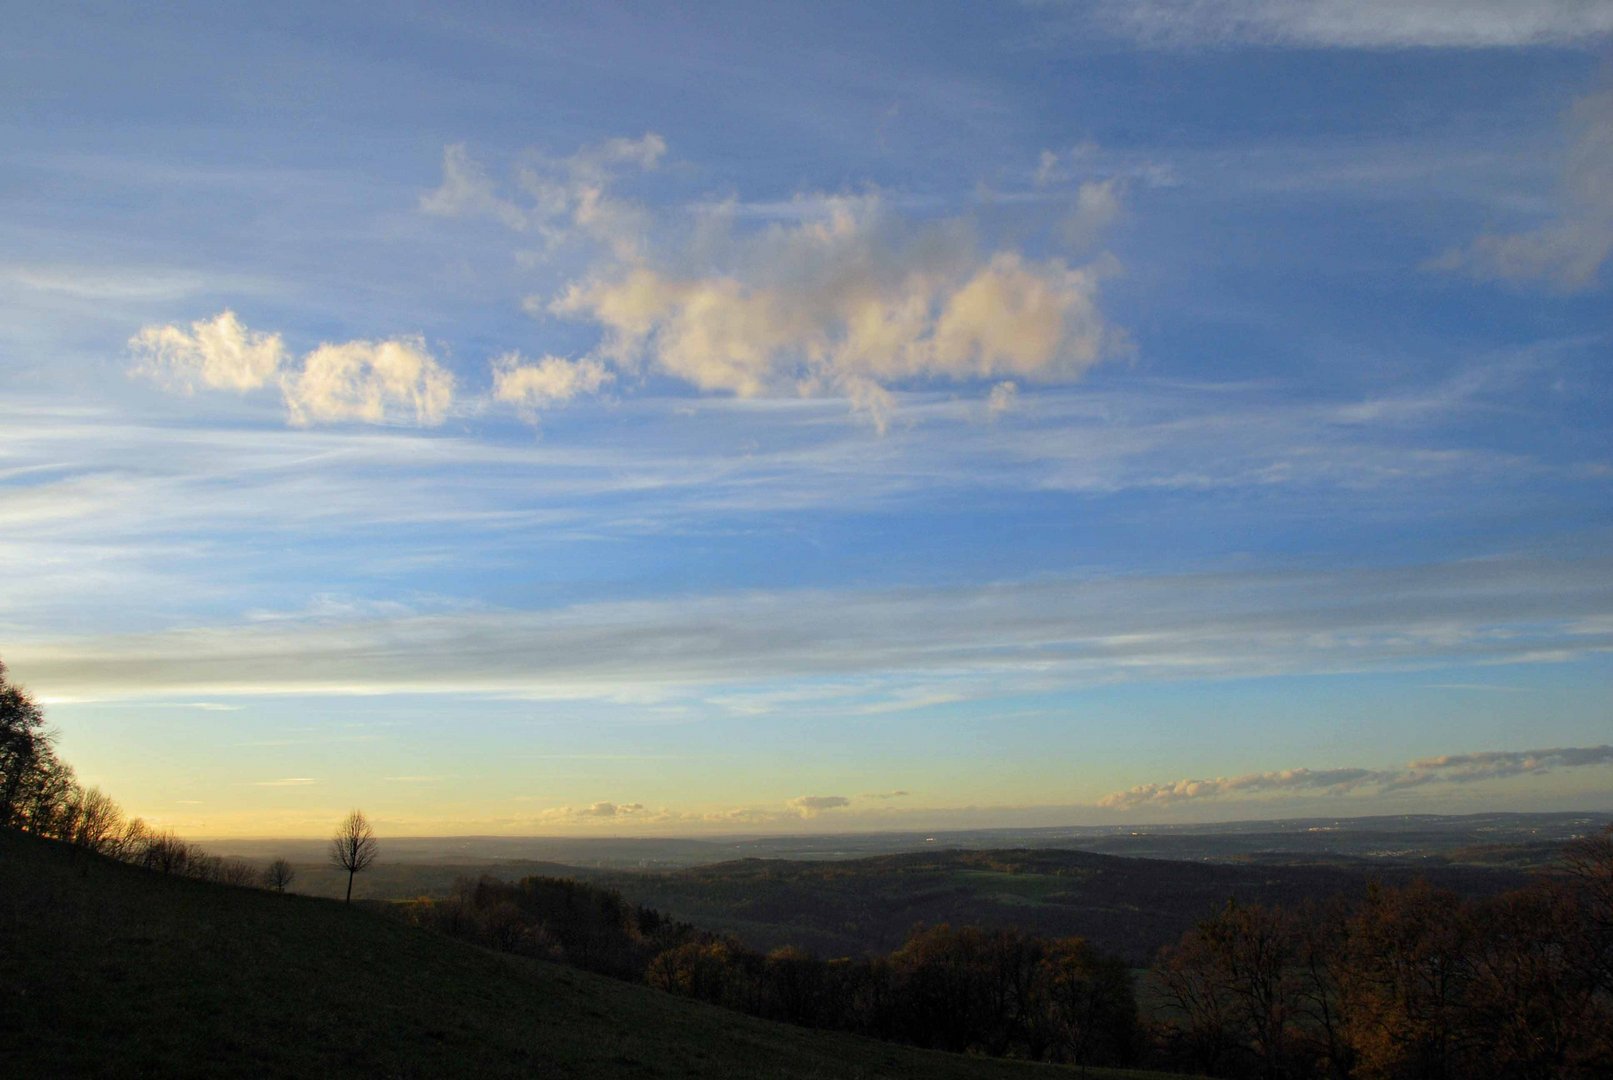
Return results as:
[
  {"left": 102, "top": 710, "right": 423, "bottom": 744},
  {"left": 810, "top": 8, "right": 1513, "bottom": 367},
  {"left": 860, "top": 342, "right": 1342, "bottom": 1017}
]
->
[{"left": 329, "top": 809, "right": 378, "bottom": 903}]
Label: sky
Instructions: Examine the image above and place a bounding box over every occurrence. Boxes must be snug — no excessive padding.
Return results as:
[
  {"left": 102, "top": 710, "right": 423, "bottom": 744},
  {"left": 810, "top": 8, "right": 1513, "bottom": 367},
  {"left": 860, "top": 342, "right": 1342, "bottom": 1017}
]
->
[{"left": 2, "top": 1, "right": 1611, "bottom": 838}]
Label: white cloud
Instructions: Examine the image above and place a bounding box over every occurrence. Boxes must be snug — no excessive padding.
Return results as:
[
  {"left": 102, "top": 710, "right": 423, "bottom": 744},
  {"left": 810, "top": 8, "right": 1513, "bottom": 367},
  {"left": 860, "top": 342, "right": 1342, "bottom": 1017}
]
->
[
  {"left": 1434, "top": 86, "right": 1613, "bottom": 290},
  {"left": 788, "top": 794, "right": 852, "bottom": 816},
  {"left": 549, "top": 192, "right": 1125, "bottom": 424},
  {"left": 130, "top": 310, "right": 287, "bottom": 393},
  {"left": 491, "top": 352, "right": 612, "bottom": 422},
  {"left": 1399, "top": 745, "right": 1613, "bottom": 784},
  {"left": 1089, "top": 1, "right": 1613, "bottom": 49},
  {"left": 421, "top": 137, "right": 1128, "bottom": 427},
  {"left": 576, "top": 800, "right": 647, "bottom": 818},
  {"left": 131, "top": 314, "right": 456, "bottom": 427},
  {"left": 282, "top": 336, "right": 455, "bottom": 427},
  {"left": 1100, "top": 744, "right": 1613, "bottom": 808}
]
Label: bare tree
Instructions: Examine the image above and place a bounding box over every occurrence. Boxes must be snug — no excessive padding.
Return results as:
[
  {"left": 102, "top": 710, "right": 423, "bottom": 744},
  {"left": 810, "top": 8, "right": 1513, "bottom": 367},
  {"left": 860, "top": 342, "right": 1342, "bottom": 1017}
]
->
[
  {"left": 330, "top": 809, "right": 378, "bottom": 903},
  {"left": 264, "top": 857, "right": 296, "bottom": 893}
]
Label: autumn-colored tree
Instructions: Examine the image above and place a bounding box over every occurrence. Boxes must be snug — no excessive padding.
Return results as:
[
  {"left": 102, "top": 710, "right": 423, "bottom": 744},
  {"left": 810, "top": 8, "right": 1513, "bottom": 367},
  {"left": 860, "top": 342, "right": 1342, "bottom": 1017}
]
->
[
  {"left": 1465, "top": 884, "right": 1607, "bottom": 1078},
  {"left": 1341, "top": 880, "right": 1477, "bottom": 1080},
  {"left": 1561, "top": 824, "right": 1613, "bottom": 994},
  {"left": 1155, "top": 900, "right": 1301, "bottom": 1079},
  {"left": 1033, "top": 935, "right": 1138, "bottom": 1068},
  {"left": 1291, "top": 897, "right": 1354, "bottom": 1080}
]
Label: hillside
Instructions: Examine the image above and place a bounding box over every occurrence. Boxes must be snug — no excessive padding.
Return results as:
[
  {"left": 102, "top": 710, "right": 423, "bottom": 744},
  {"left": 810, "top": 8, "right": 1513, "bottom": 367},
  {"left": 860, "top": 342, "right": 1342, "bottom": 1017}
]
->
[
  {"left": 582, "top": 847, "right": 1531, "bottom": 964},
  {"left": 0, "top": 829, "right": 1187, "bottom": 1079}
]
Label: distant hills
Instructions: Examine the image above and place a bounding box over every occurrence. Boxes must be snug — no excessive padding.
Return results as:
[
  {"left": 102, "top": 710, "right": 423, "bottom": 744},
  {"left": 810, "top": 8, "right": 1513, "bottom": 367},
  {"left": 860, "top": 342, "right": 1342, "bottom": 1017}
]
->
[
  {"left": 580, "top": 846, "right": 1535, "bottom": 965},
  {"left": 238, "top": 812, "right": 1603, "bottom": 965}
]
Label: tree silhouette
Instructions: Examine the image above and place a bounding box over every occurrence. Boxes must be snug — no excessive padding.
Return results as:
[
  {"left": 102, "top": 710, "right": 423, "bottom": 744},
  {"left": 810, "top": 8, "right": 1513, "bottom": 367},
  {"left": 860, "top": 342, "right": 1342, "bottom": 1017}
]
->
[
  {"left": 264, "top": 858, "right": 296, "bottom": 893},
  {"left": 0, "top": 659, "right": 50, "bottom": 828},
  {"left": 329, "top": 810, "right": 378, "bottom": 903}
]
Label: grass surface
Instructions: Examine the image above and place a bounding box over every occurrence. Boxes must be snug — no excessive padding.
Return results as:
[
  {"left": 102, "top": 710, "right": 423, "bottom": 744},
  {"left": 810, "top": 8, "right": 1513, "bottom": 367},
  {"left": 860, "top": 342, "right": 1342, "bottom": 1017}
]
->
[{"left": 0, "top": 829, "right": 1190, "bottom": 1079}]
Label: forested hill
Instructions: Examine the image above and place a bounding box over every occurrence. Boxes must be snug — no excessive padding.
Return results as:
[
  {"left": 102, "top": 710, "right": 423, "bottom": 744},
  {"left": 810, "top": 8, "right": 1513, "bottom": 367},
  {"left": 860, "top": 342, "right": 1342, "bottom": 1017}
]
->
[
  {"left": 0, "top": 827, "right": 1184, "bottom": 1079},
  {"left": 586, "top": 846, "right": 1532, "bottom": 964}
]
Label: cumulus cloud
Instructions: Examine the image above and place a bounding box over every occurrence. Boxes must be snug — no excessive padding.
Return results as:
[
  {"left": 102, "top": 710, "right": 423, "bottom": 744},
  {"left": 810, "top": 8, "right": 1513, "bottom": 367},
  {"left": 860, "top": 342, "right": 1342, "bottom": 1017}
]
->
[
  {"left": 524, "top": 801, "right": 654, "bottom": 825},
  {"left": 1434, "top": 86, "right": 1613, "bottom": 290},
  {"left": 491, "top": 352, "right": 613, "bottom": 422},
  {"left": 579, "top": 800, "right": 647, "bottom": 817},
  {"left": 132, "top": 313, "right": 456, "bottom": 427},
  {"left": 788, "top": 795, "right": 852, "bottom": 816},
  {"left": 130, "top": 310, "right": 287, "bottom": 392},
  {"left": 1100, "top": 767, "right": 1379, "bottom": 807},
  {"left": 283, "top": 336, "right": 455, "bottom": 427},
  {"left": 548, "top": 192, "right": 1125, "bottom": 424},
  {"left": 1089, "top": 0, "right": 1613, "bottom": 50},
  {"left": 424, "top": 136, "right": 1128, "bottom": 428},
  {"left": 1100, "top": 744, "right": 1613, "bottom": 808}
]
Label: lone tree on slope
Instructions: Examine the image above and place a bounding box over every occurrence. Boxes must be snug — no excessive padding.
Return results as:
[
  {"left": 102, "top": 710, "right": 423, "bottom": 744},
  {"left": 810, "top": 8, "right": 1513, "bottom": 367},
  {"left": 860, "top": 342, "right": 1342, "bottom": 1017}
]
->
[
  {"left": 264, "top": 857, "right": 296, "bottom": 893},
  {"left": 329, "top": 810, "right": 378, "bottom": 903}
]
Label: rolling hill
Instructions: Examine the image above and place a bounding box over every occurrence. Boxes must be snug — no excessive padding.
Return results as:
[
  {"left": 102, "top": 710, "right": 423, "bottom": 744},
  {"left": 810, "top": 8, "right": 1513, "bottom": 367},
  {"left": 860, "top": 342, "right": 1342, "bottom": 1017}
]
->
[{"left": 0, "top": 828, "right": 1188, "bottom": 1079}]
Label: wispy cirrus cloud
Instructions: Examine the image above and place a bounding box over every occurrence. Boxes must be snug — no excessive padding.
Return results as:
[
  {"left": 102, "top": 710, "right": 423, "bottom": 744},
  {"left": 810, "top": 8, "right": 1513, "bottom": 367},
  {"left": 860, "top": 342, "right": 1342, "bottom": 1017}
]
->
[
  {"left": 1100, "top": 744, "right": 1613, "bottom": 808},
  {"left": 1433, "top": 85, "right": 1613, "bottom": 290},
  {"left": 1084, "top": 1, "right": 1613, "bottom": 50},
  {"left": 420, "top": 134, "right": 666, "bottom": 258},
  {"left": 9, "top": 550, "right": 1612, "bottom": 702},
  {"left": 520, "top": 795, "right": 856, "bottom": 828}
]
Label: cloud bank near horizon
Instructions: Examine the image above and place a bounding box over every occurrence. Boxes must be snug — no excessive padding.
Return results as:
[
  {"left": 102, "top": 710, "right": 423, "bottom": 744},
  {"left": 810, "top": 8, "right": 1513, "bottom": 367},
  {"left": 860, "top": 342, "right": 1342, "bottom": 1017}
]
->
[{"left": 1100, "top": 744, "right": 1613, "bottom": 808}]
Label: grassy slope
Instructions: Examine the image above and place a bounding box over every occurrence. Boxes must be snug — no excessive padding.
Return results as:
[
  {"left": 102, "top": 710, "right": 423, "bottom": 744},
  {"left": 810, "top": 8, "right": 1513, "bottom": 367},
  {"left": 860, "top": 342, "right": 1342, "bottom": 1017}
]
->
[{"left": 0, "top": 830, "right": 1188, "bottom": 1079}]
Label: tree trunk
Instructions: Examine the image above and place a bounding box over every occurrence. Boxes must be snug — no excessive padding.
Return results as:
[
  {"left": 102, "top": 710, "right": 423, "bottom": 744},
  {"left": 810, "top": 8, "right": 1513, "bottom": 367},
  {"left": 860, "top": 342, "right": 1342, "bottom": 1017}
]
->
[{"left": 346, "top": 868, "right": 354, "bottom": 903}]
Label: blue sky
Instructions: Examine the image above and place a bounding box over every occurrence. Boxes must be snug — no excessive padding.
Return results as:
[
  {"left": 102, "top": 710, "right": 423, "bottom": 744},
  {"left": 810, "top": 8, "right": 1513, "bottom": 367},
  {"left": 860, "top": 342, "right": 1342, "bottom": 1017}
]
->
[{"left": 3, "top": 1, "right": 1611, "bottom": 836}]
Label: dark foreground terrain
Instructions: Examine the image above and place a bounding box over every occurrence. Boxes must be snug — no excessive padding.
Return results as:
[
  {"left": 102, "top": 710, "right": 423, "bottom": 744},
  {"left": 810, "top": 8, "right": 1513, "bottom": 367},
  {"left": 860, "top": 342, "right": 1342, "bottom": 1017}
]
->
[{"left": 0, "top": 828, "right": 1187, "bottom": 1079}]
